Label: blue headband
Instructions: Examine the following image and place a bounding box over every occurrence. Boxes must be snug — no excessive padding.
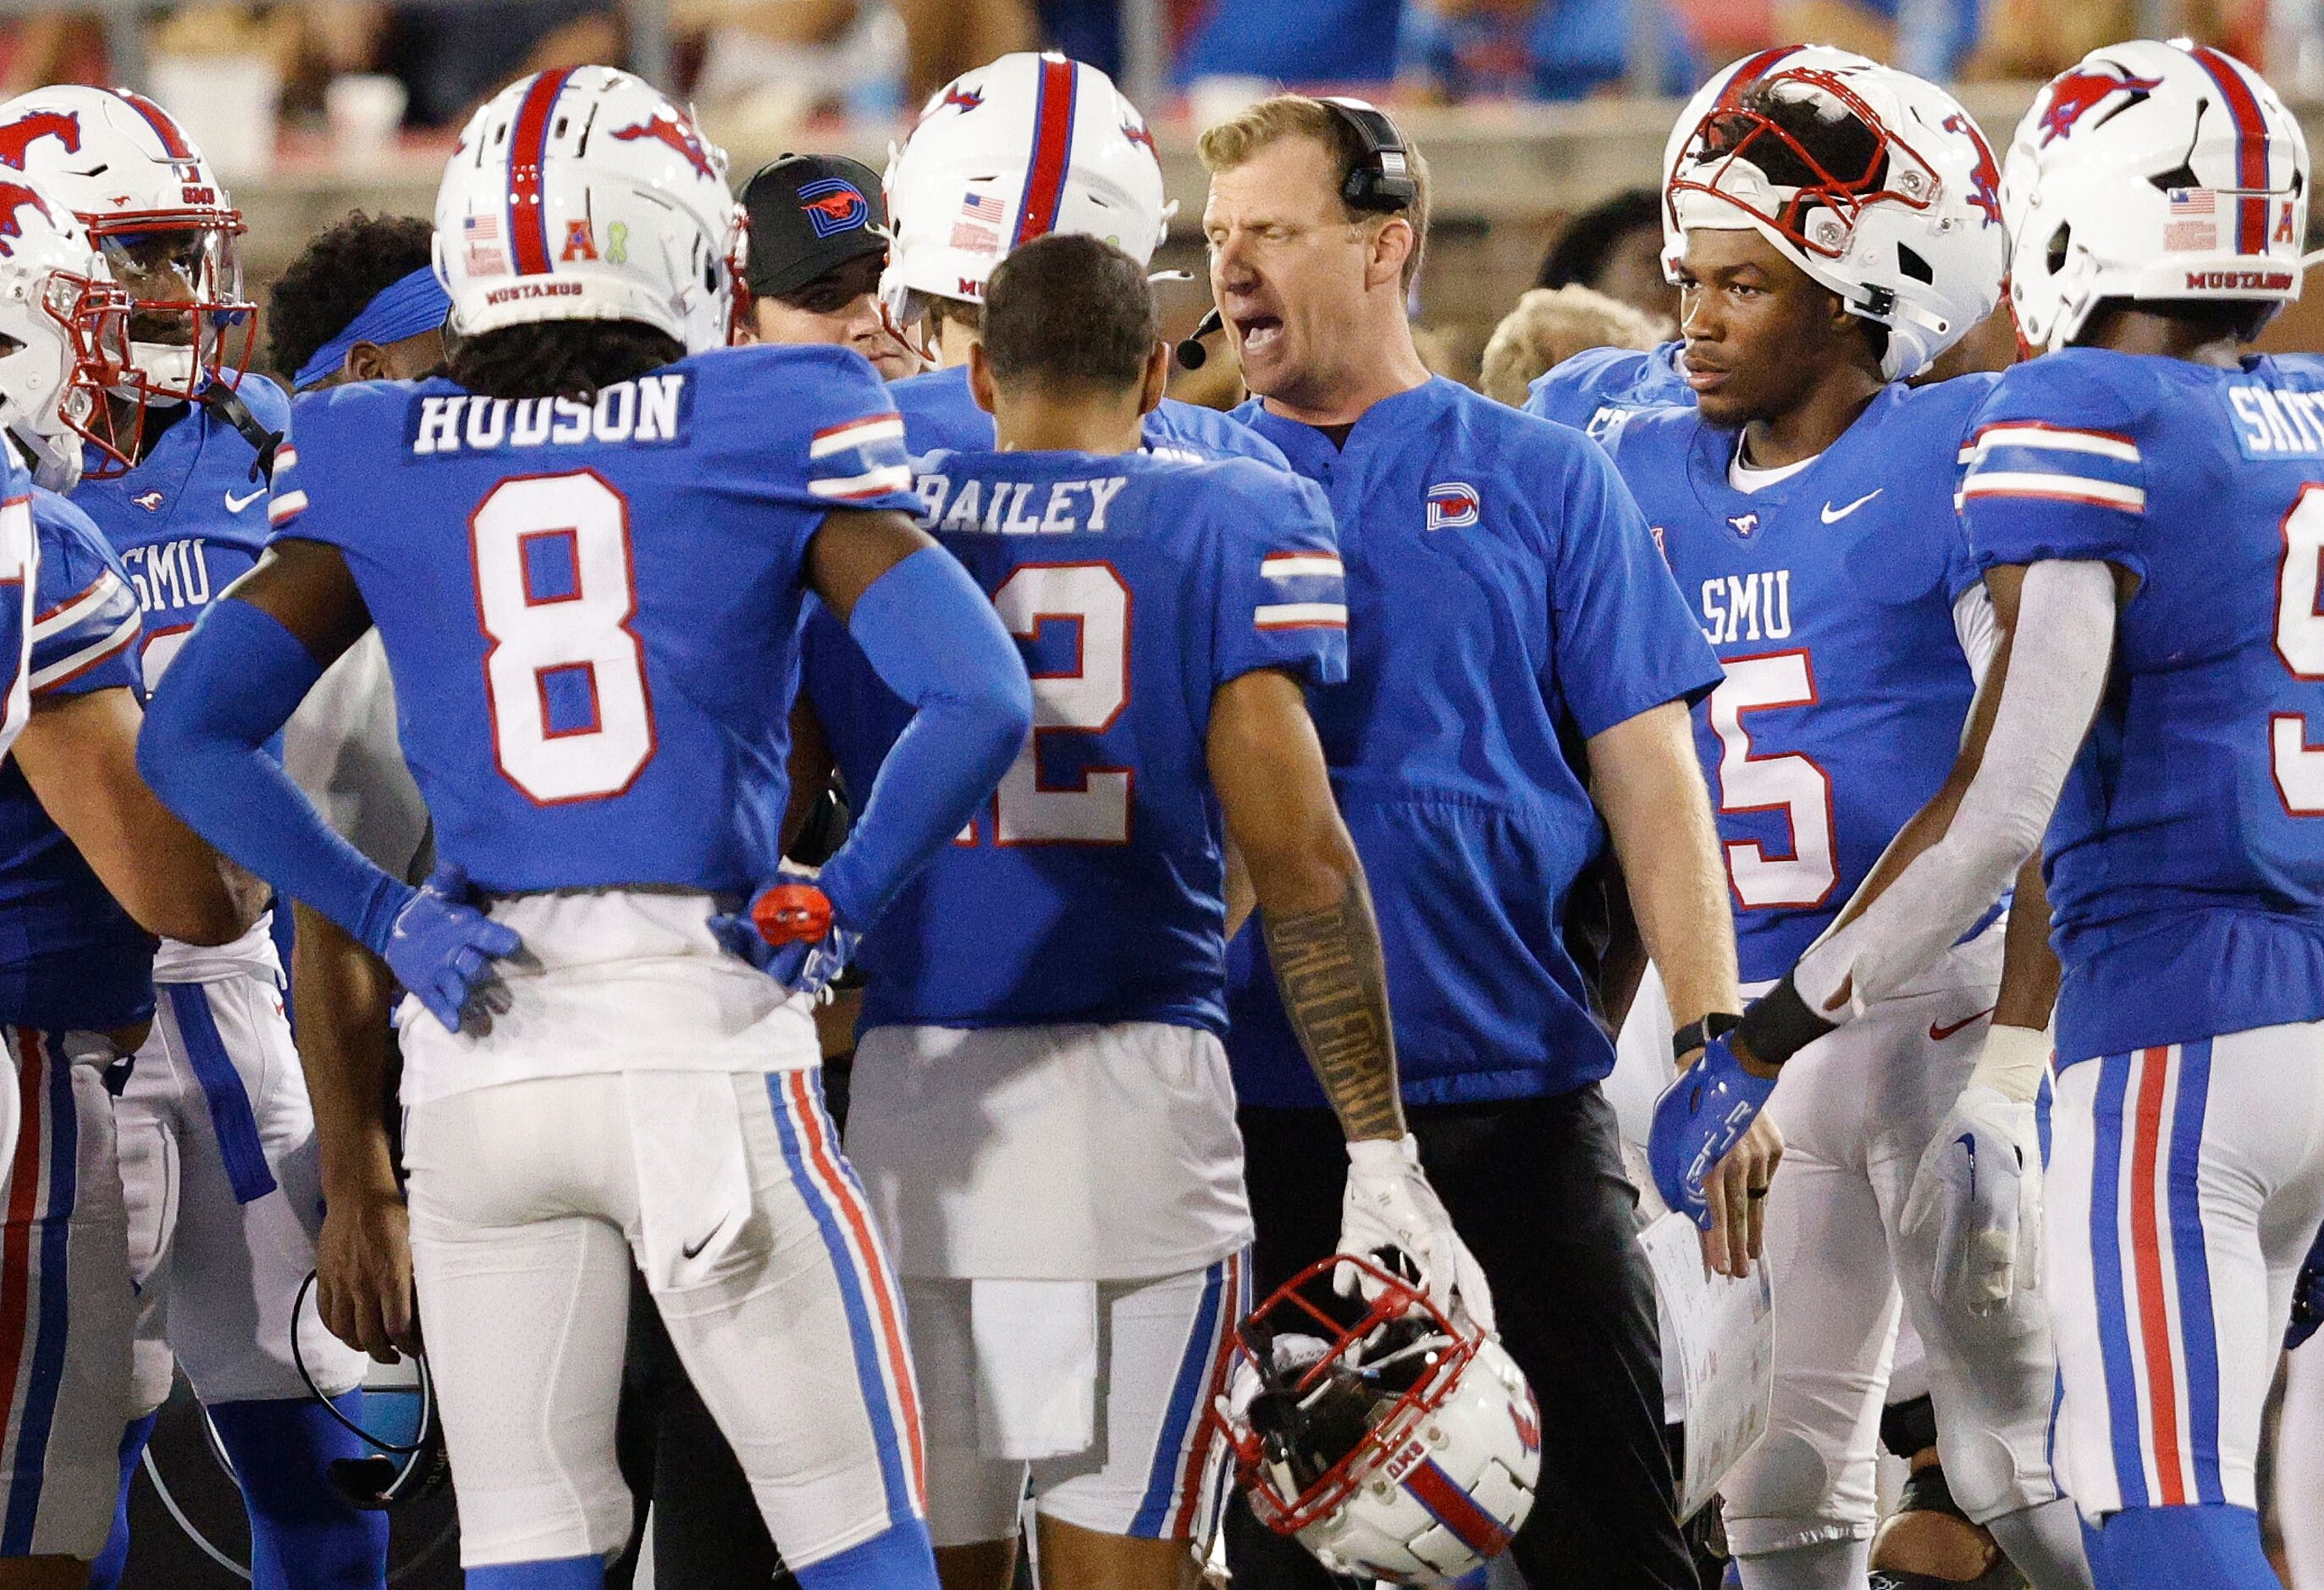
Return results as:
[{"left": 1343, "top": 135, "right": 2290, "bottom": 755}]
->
[{"left": 293, "top": 268, "right": 452, "bottom": 391}]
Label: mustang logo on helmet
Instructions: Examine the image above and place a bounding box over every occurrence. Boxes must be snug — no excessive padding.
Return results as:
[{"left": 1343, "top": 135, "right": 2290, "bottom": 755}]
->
[
  {"left": 1946, "top": 112, "right": 2003, "bottom": 227},
  {"left": 1123, "top": 117, "right": 1156, "bottom": 156},
  {"left": 0, "top": 182, "right": 52, "bottom": 257},
  {"left": 941, "top": 86, "right": 985, "bottom": 113},
  {"left": 611, "top": 109, "right": 716, "bottom": 182},
  {"left": 2038, "top": 65, "right": 2164, "bottom": 146},
  {"left": 0, "top": 109, "right": 76, "bottom": 171}
]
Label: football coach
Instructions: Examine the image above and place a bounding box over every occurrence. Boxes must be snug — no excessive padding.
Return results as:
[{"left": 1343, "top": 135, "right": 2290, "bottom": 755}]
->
[{"left": 1198, "top": 96, "right": 1778, "bottom": 1589}]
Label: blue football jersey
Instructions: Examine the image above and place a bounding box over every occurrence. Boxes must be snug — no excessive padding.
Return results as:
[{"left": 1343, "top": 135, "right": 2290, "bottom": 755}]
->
[
  {"left": 270, "top": 345, "right": 919, "bottom": 895},
  {"left": 1523, "top": 340, "right": 1692, "bottom": 438},
  {"left": 891, "top": 363, "right": 1292, "bottom": 467},
  {"left": 1959, "top": 349, "right": 2324, "bottom": 1064},
  {"left": 1604, "top": 378, "right": 1992, "bottom": 985},
  {"left": 806, "top": 449, "right": 1344, "bottom": 1032},
  {"left": 75, "top": 379, "right": 288, "bottom": 686},
  {"left": 0, "top": 489, "right": 150, "bottom": 1030},
  {"left": 1223, "top": 378, "right": 1724, "bottom": 1106}
]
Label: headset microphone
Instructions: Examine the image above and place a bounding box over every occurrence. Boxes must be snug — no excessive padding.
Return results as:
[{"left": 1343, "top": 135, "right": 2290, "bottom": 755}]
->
[{"left": 1176, "top": 306, "right": 1224, "bottom": 370}]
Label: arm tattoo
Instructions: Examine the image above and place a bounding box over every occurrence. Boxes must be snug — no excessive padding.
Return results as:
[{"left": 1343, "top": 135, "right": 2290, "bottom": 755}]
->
[{"left": 1261, "top": 875, "right": 1405, "bottom": 1141}]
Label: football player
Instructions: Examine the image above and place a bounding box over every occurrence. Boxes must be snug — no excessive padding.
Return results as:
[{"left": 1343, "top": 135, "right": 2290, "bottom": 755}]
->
[
  {"left": 0, "top": 86, "right": 388, "bottom": 1590},
  {"left": 0, "top": 180, "right": 262, "bottom": 1590},
  {"left": 1651, "top": 39, "right": 2324, "bottom": 1590},
  {"left": 1609, "top": 58, "right": 2092, "bottom": 1590},
  {"left": 880, "top": 51, "right": 1284, "bottom": 467},
  {"left": 138, "top": 66, "right": 1031, "bottom": 1590},
  {"left": 815, "top": 229, "right": 1475, "bottom": 1590}
]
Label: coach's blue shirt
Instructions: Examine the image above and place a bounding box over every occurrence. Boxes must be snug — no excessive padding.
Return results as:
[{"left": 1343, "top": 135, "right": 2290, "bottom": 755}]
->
[{"left": 1224, "top": 377, "right": 1723, "bottom": 1106}]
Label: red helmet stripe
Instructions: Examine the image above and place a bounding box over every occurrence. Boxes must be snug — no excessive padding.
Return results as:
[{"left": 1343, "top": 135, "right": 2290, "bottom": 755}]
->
[
  {"left": 507, "top": 68, "right": 577, "bottom": 277},
  {"left": 111, "top": 89, "right": 192, "bottom": 162},
  {"left": 1011, "top": 55, "right": 1080, "bottom": 248},
  {"left": 1403, "top": 1457, "right": 1515, "bottom": 1556},
  {"left": 2188, "top": 45, "right": 2271, "bottom": 254},
  {"left": 1715, "top": 46, "right": 1803, "bottom": 110}
]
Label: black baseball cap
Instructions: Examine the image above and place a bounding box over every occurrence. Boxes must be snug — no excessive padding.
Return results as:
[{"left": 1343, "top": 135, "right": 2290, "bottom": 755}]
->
[{"left": 740, "top": 153, "right": 890, "bottom": 300}]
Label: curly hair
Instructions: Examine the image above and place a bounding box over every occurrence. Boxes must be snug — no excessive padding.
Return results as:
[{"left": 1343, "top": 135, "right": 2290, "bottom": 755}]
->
[
  {"left": 1480, "top": 286, "right": 1664, "bottom": 407},
  {"left": 265, "top": 211, "right": 437, "bottom": 382},
  {"left": 446, "top": 321, "right": 684, "bottom": 402}
]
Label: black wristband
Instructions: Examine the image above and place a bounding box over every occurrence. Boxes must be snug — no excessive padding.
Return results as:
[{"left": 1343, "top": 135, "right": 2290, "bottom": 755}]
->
[
  {"left": 1671, "top": 1012, "right": 1742, "bottom": 1061},
  {"left": 1732, "top": 974, "right": 1835, "bottom": 1068}
]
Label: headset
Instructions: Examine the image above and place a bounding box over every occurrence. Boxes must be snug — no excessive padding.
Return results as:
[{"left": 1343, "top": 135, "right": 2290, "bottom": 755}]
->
[
  {"left": 292, "top": 1271, "right": 450, "bottom": 1510},
  {"left": 1176, "top": 97, "right": 1416, "bottom": 369}
]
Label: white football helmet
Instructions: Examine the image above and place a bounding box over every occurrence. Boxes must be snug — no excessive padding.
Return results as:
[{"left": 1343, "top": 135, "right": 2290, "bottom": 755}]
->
[
  {"left": 0, "top": 86, "right": 251, "bottom": 409},
  {"left": 0, "top": 178, "right": 127, "bottom": 490},
  {"left": 879, "top": 52, "right": 1170, "bottom": 345},
  {"left": 2002, "top": 40, "right": 2309, "bottom": 352},
  {"left": 1218, "top": 1256, "right": 1540, "bottom": 1584},
  {"left": 1666, "top": 59, "right": 2008, "bottom": 378},
  {"left": 436, "top": 66, "right": 744, "bottom": 353},
  {"left": 1661, "top": 45, "right": 1878, "bottom": 277}
]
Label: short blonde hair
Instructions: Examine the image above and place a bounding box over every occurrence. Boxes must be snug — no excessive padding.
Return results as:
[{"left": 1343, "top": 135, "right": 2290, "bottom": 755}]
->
[
  {"left": 1478, "top": 285, "right": 1665, "bottom": 408},
  {"left": 1198, "top": 95, "right": 1432, "bottom": 291}
]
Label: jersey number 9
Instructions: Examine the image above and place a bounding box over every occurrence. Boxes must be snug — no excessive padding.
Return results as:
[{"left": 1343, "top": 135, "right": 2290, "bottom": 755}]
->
[
  {"left": 2273, "top": 485, "right": 2324, "bottom": 814},
  {"left": 471, "top": 471, "right": 656, "bottom": 805}
]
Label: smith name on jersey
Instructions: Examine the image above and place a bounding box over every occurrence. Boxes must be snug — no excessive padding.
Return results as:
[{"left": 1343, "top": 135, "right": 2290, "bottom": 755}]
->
[
  {"left": 804, "top": 448, "right": 1346, "bottom": 1033},
  {"left": 0, "top": 488, "right": 146, "bottom": 1030},
  {"left": 268, "top": 343, "right": 919, "bottom": 897},
  {"left": 1604, "top": 377, "right": 1993, "bottom": 985},
  {"left": 1959, "top": 348, "right": 2324, "bottom": 1064}
]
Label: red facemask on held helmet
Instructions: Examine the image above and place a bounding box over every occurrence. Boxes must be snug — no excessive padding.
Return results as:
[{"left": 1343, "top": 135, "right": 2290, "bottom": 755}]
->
[{"left": 1216, "top": 1255, "right": 1540, "bottom": 1584}]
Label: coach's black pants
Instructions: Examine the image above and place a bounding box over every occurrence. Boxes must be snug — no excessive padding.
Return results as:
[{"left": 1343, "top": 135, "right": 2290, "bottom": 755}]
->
[{"left": 1224, "top": 1085, "right": 1697, "bottom": 1590}]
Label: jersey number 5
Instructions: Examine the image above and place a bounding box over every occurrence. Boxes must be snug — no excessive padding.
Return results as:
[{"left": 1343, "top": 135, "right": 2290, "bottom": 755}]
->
[
  {"left": 2274, "top": 484, "right": 2324, "bottom": 814},
  {"left": 961, "top": 562, "right": 1130, "bottom": 846},
  {"left": 1706, "top": 650, "right": 1839, "bottom": 908},
  {"left": 471, "top": 471, "right": 655, "bottom": 804}
]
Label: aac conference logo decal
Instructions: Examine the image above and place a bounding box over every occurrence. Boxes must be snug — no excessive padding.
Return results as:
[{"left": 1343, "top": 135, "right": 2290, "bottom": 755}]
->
[{"left": 1425, "top": 480, "right": 1480, "bottom": 532}]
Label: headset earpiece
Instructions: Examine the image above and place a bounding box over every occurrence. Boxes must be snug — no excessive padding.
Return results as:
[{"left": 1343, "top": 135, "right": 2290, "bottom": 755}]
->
[{"left": 1319, "top": 97, "right": 1416, "bottom": 213}]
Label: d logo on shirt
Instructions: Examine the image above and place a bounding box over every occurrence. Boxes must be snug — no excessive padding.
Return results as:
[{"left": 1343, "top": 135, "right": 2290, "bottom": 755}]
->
[{"left": 1426, "top": 481, "right": 1480, "bottom": 532}]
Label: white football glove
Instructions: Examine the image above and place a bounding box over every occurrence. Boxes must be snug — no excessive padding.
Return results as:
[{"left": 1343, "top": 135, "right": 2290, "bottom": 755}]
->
[
  {"left": 1902, "top": 1082, "right": 2042, "bottom": 1317},
  {"left": 1339, "top": 1135, "right": 1495, "bottom": 1332}
]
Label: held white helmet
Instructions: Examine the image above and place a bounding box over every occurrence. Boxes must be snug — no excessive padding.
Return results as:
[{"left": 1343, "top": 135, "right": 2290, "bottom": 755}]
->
[
  {"left": 1661, "top": 45, "right": 1878, "bottom": 278},
  {"left": 2002, "top": 39, "right": 2309, "bottom": 352},
  {"left": 0, "top": 86, "right": 250, "bottom": 412},
  {"left": 436, "top": 66, "right": 744, "bottom": 353},
  {"left": 0, "top": 179, "right": 127, "bottom": 490},
  {"left": 1217, "top": 1256, "right": 1540, "bottom": 1584},
  {"left": 1667, "top": 59, "right": 2008, "bottom": 378},
  {"left": 879, "top": 52, "right": 1170, "bottom": 342}
]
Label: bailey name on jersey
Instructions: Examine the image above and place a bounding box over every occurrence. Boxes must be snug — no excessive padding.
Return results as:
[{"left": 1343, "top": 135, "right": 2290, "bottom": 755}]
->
[
  {"left": 914, "top": 467, "right": 1131, "bottom": 536},
  {"left": 410, "top": 371, "right": 690, "bottom": 455}
]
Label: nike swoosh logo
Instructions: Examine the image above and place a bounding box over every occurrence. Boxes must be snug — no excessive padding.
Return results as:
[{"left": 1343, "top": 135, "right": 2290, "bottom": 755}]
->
[
  {"left": 1820, "top": 489, "right": 1882, "bottom": 523},
  {"left": 681, "top": 1217, "right": 727, "bottom": 1262},
  {"left": 224, "top": 488, "right": 265, "bottom": 513},
  {"left": 1929, "top": 1006, "right": 1998, "bottom": 1041}
]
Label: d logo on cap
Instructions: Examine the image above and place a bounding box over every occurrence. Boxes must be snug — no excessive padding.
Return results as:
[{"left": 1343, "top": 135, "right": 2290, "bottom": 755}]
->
[{"left": 798, "top": 178, "right": 869, "bottom": 238}]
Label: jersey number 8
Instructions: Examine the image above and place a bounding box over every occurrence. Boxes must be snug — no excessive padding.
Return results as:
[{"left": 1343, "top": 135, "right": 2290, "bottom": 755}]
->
[{"left": 471, "top": 471, "right": 656, "bottom": 804}]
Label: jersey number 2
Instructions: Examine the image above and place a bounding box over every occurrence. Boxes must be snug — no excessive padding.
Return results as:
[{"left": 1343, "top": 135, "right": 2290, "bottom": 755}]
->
[
  {"left": 965, "top": 562, "right": 1130, "bottom": 845},
  {"left": 471, "top": 471, "right": 655, "bottom": 804},
  {"left": 2274, "top": 484, "right": 2324, "bottom": 813},
  {"left": 1706, "top": 650, "right": 1838, "bottom": 908}
]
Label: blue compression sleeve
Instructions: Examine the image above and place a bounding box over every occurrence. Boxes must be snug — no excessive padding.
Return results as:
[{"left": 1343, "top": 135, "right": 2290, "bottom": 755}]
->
[
  {"left": 209, "top": 1396, "right": 389, "bottom": 1590},
  {"left": 816, "top": 545, "right": 1031, "bottom": 928},
  {"left": 138, "top": 597, "right": 411, "bottom": 951}
]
